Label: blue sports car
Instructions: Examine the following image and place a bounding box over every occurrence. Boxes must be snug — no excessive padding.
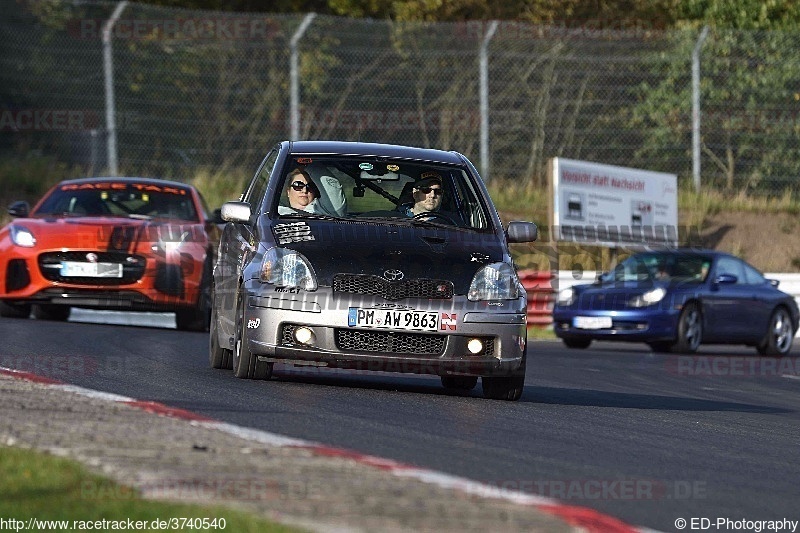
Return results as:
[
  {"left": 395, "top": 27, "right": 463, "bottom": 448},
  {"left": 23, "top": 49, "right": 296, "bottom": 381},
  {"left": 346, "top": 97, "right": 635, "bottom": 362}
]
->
[{"left": 553, "top": 249, "right": 799, "bottom": 354}]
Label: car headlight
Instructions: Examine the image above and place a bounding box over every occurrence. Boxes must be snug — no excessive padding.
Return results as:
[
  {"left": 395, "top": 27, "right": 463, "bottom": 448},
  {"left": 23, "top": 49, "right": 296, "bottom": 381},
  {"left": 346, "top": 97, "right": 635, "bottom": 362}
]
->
[
  {"left": 557, "top": 287, "right": 575, "bottom": 306},
  {"left": 629, "top": 287, "right": 666, "bottom": 307},
  {"left": 260, "top": 247, "right": 317, "bottom": 291},
  {"left": 10, "top": 225, "right": 36, "bottom": 247},
  {"left": 468, "top": 262, "right": 519, "bottom": 301}
]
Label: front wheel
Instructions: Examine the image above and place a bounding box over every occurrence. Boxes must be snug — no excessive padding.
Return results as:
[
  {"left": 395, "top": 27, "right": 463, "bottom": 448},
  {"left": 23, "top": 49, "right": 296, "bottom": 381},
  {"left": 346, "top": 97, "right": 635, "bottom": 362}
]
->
[
  {"left": 0, "top": 301, "right": 31, "bottom": 319},
  {"left": 482, "top": 350, "right": 526, "bottom": 401},
  {"left": 33, "top": 304, "right": 70, "bottom": 321},
  {"left": 209, "top": 300, "right": 232, "bottom": 370},
  {"left": 674, "top": 302, "right": 702, "bottom": 353},
  {"left": 562, "top": 337, "right": 592, "bottom": 349},
  {"left": 441, "top": 376, "right": 478, "bottom": 391},
  {"left": 756, "top": 307, "right": 794, "bottom": 356},
  {"left": 232, "top": 288, "right": 272, "bottom": 380},
  {"left": 176, "top": 258, "right": 212, "bottom": 332}
]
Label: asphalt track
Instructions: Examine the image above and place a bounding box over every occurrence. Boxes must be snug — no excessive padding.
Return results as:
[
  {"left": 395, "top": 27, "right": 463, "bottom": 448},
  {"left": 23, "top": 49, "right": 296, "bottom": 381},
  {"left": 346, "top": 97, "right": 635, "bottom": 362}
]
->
[{"left": 2, "top": 310, "right": 799, "bottom": 532}]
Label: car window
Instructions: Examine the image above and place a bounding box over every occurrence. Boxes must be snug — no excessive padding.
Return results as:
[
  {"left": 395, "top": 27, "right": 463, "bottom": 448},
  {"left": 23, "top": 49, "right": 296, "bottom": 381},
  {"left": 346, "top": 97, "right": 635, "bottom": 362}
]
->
[
  {"left": 35, "top": 183, "right": 199, "bottom": 221},
  {"left": 716, "top": 257, "right": 746, "bottom": 284},
  {"left": 244, "top": 149, "right": 278, "bottom": 210},
  {"left": 271, "top": 156, "right": 490, "bottom": 230},
  {"left": 606, "top": 253, "right": 711, "bottom": 283},
  {"left": 742, "top": 262, "right": 766, "bottom": 285}
]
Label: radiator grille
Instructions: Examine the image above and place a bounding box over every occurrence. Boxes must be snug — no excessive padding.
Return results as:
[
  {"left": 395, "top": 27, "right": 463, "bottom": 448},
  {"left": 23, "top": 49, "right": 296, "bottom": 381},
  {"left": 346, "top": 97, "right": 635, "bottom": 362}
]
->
[
  {"left": 38, "top": 251, "right": 146, "bottom": 285},
  {"left": 335, "top": 328, "right": 445, "bottom": 355},
  {"left": 333, "top": 274, "right": 453, "bottom": 301}
]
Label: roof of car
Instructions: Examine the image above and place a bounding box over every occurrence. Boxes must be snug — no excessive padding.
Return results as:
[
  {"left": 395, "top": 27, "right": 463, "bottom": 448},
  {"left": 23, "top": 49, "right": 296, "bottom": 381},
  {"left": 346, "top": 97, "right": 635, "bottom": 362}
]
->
[
  {"left": 288, "top": 141, "right": 465, "bottom": 165},
  {"left": 57, "top": 177, "right": 195, "bottom": 189}
]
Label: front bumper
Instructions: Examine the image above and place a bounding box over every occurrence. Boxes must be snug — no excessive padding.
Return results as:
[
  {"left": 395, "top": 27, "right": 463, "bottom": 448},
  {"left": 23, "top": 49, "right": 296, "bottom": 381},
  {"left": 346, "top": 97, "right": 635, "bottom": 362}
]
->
[
  {"left": 552, "top": 308, "right": 680, "bottom": 342},
  {"left": 1, "top": 252, "right": 203, "bottom": 310},
  {"left": 238, "top": 286, "right": 528, "bottom": 378}
]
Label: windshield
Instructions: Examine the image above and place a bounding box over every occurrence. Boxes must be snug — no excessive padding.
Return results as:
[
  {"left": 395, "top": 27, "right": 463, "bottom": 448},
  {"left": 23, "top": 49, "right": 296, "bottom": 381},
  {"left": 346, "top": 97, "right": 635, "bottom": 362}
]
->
[
  {"left": 272, "top": 156, "right": 491, "bottom": 230},
  {"left": 603, "top": 253, "right": 712, "bottom": 283},
  {"left": 35, "top": 182, "right": 199, "bottom": 222}
]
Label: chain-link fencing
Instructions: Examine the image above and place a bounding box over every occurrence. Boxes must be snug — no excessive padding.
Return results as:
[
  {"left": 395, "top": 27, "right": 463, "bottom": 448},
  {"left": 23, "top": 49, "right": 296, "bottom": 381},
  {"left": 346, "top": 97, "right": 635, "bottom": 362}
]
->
[{"left": 2, "top": 0, "right": 799, "bottom": 195}]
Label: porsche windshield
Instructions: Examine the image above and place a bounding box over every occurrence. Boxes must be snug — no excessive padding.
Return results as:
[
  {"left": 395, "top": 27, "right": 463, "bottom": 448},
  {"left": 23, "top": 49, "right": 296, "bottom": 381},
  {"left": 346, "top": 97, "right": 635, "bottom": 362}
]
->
[
  {"left": 272, "top": 156, "right": 491, "bottom": 230},
  {"left": 35, "top": 183, "right": 199, "bottom": 221},
  {"left": 603, "top": 253, "right": 712, "bottom": 283}
]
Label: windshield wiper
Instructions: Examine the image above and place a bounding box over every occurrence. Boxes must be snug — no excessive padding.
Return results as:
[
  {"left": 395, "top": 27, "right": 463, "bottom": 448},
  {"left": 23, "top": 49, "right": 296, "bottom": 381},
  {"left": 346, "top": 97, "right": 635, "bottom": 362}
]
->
[{"left": 280, "top": 212, "right": 342, "bottom": 221}]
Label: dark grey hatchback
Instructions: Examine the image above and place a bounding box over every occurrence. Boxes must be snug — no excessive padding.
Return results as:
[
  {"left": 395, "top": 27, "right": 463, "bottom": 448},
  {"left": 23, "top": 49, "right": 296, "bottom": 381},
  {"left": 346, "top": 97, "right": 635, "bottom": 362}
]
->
[{"left": 209, "top": 141, "right": 538, "bottom": 400}]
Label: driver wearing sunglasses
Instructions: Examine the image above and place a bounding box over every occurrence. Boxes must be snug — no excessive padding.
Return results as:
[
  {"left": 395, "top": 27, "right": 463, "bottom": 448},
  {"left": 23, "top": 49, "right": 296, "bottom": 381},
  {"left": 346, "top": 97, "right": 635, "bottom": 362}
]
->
[{"left": 401, "top": 171, "right": 444, "bottom": 217}]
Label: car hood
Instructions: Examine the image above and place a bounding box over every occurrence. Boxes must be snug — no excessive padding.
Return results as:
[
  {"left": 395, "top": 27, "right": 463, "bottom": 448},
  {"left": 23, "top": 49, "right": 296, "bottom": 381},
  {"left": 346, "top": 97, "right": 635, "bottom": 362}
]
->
[
  {"left": 14, "top": 216, "right": 204, "bottom": 253},
  {"left": 269, "top": 219, "right": 506, "bottom": 293},
  {"left": 568, "top": 280, "right": 670, "bottom": 311}
]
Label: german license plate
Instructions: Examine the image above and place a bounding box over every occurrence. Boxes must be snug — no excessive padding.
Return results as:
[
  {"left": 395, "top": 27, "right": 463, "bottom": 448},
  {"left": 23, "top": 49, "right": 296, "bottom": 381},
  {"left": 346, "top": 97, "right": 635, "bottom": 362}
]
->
[
  {"left": 574, "top": 316, "right": 612, "bottom": 329},
  {"left": 348, "top": 308, "right": 438, "bottom": 332},
  {"left": 60, "top": 261, "right": 123, "bottom": 278}
]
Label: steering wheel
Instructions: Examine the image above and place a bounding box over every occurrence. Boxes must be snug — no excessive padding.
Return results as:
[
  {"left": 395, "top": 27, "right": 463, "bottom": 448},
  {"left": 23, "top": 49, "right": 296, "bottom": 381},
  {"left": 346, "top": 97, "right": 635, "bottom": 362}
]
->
[{"left": 412, "top": 211, "right": 457, "bottom": 225}]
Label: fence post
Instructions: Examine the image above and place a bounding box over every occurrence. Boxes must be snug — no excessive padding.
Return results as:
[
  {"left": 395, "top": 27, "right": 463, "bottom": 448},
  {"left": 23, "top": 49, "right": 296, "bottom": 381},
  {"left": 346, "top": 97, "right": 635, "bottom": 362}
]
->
[
  {"left": 692, "top": 25, "right": 709, "bottom": 192},
  {"left": 480, "top": 21, "right": 498, "bottom": 182},
  {"left": 102, "top": 1, "right": 128, "bottom": 176},
  {"left": 290, "top": 13, "right": 317, "bottom": 141}
]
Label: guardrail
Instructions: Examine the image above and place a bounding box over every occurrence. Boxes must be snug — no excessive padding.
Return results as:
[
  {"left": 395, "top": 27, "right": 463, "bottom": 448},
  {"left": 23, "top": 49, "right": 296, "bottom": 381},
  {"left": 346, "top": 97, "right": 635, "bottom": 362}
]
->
[{"left": 520, "top": 270, "right": 800, "bottom": 336}]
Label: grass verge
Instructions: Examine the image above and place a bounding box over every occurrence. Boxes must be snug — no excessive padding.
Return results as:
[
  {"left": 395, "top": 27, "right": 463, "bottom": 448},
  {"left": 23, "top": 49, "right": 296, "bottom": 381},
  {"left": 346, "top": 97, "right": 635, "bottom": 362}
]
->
[{"left": 0, "top": 446, "right": 300, "bottom": 532}]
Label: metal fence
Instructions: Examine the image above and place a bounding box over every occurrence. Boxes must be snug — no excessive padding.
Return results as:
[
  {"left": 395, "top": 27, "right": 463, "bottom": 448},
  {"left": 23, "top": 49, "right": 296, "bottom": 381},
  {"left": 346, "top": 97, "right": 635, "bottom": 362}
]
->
[{"left": 2, "top": 0, "right": 799, "bottom": 194}]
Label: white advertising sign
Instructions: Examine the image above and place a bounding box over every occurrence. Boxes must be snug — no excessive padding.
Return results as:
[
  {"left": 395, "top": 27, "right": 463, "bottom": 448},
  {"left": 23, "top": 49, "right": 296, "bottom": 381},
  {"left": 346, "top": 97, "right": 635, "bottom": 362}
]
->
[{"left": 551, "top": 158, "right": 678, "bottom": 247}]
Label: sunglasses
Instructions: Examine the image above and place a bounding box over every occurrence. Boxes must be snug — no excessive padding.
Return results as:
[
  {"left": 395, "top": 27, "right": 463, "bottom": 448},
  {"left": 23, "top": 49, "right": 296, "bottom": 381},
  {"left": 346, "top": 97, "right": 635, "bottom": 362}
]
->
[
  {"left": 290, "top": 181, "right": 314, "bottom": 192},
  {"left": 416, "top": 186, "right": 443, "bottom": 197}
]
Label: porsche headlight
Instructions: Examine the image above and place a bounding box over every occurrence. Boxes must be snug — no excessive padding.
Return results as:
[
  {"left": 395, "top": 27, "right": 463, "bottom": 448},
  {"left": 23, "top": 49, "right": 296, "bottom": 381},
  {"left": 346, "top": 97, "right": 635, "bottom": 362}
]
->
[
  {"left": 468, "top": 262, "right": 519, "bottom": 301},
  {"left": 260, "top": 247, "right": 317, "bottom": 291},
  {"left": 557, "top": 287, "right": 576, "bottom": 306},
  {"left": 10, "top": 225, "right": 36, "bottom": 247},
  {"left": 629, "top": 287, "right": 666, "bottom": 307}
]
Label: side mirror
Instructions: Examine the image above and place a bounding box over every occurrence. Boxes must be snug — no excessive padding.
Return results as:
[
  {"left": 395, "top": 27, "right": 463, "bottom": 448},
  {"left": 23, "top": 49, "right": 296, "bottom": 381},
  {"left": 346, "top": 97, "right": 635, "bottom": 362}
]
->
[
  {"left": 768, "top": 278, "right": 780, "bottom": 288},
  {"left": 714, "top": 273, "right": 738, "bottom": 285},
  {"left": 220, "top": 201, "right": 251, "bottom": 223},
  {"left": 8, "top": 201, "right": 30, "bottom": 218},
  {"left": 506, "top": 221, "right": 538, "bottom": 243}
]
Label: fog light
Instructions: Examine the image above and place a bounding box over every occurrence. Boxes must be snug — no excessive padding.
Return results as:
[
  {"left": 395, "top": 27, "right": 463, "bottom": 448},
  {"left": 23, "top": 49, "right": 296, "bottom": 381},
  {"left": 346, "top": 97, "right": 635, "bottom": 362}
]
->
[
  {"left": 294, "top": 326, "right": 313, "bottom": 344},
  {"left": 467, "top": 338, "right": 484, "bottom": 354}
]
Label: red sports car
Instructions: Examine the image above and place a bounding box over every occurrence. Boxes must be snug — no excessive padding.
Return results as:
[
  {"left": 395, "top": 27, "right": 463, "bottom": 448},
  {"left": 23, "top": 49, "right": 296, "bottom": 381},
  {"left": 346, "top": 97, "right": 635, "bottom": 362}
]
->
[{"left": 0, "top": 177, "right": 220, "bottom": 330}]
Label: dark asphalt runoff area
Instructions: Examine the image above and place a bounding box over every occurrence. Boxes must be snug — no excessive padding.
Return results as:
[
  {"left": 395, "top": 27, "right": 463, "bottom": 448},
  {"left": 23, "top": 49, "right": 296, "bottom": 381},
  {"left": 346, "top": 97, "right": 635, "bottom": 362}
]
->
[{"left": 2, "top": 311, "right": 799, "bottom": 532}]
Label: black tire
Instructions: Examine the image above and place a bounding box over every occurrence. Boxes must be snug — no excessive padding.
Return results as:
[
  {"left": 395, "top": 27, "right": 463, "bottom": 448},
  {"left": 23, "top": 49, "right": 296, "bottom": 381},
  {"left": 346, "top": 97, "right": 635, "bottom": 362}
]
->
[
  {"left": 482, "top": 349, "right": 526, "bottom": 401},
  {"left": 441, "top": 375, "right": 478, "bottom": 391},
  {"left": 175, "top": 307, "right": 209, "bottom": 332},
  {"left": 32, "top": 304, "right": 70, "bottom": 321},
  {"left": 562, "top": 337, "right": 592, "bottom": 349},
  {"left": 175, "top": 259, "right": 212, "bottom": 332},
  {"left": 209, "top": 300, "right": 232, "bottom": 370},
  {"left": 674, "top": 301, "right": 702, "bottom": 354},
  {"left": 232, "top": 288, "right": 273, "bottom": 380},
  {"left": 648, "top": 341, "right": 674, "bottom": 353},
  {"left": 0, "top": 301, "right": 31, "bottom": 318},
  {"left": 756, "top": 307, "right": 794, "bottom": 356}
]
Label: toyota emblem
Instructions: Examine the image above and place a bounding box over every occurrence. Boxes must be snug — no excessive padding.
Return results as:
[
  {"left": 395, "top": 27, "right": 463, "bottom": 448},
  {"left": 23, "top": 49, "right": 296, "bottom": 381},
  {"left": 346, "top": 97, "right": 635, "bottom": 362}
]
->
[
  {"left": 383, "top": 269, "right": 404, "bottom": 281},
  {"left": 86, "top": 253, "right": 98, "bottom": 263}
]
